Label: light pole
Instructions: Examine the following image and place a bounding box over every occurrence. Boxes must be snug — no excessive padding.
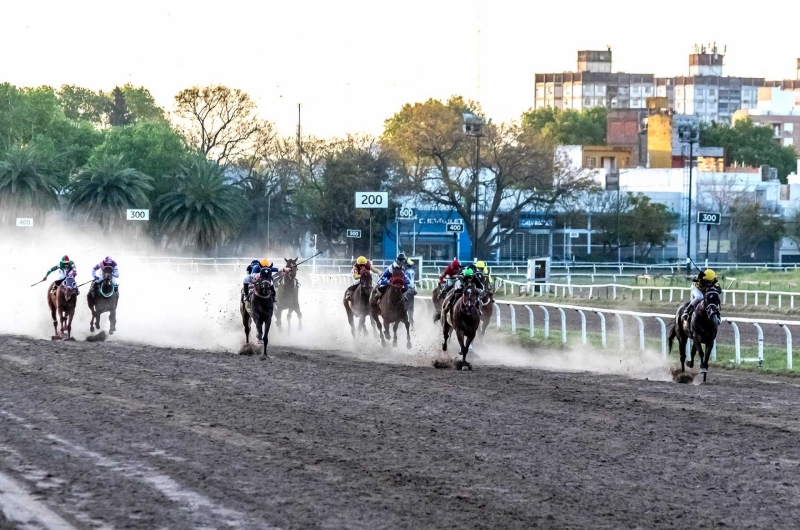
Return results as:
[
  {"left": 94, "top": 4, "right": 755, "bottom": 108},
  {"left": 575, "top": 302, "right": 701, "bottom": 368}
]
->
[
  {"left": 678, "top": 122, "right": 700, "bottom": 274},
  {"left": 463, "top": 113, "right": 488, "bottom": 260}
]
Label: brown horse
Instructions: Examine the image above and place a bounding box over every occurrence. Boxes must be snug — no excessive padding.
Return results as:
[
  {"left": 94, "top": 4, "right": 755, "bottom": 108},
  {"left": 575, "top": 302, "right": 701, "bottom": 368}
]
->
[
  {"left": 87, "top": 265, "right": 118, "bottom": 335},
  {"left": 275, "top": 258, "right": 302, "bottom": 331},
  {"left": 431, "top": 284, "right": 443, "bottom": 321},
  {"left": 370, "top": 269, "right": 412, "bottom": 349},
  {"left": 343, "top": 271, "right": 378, "bottom": 338},
  {"left": 242, "top": 269, "right": 275, "bottom": 355},
  {"left": 48, "top": 277, "right": 78, "bottom": 340},
  {"left": 442, "top": 277, "right": 482, "bottom": 370},
  {"left": 479, "top": 286, "right": 495, "bottom": 338}
]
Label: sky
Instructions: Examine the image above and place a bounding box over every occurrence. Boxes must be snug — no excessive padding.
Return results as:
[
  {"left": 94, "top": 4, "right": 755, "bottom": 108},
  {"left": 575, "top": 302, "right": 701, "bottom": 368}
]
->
[{"left": 2, "top": 0, "right": 798, "bottom": 139}]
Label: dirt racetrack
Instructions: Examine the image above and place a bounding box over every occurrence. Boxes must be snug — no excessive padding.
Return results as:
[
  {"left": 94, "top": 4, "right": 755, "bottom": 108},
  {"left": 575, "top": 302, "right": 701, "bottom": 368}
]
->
[{"left": 3, "top": 334, "right": 800, "bottom": 529}]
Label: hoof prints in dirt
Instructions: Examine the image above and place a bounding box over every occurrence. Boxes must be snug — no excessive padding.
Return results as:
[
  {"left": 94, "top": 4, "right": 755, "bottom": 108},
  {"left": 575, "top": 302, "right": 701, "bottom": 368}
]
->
[{"left": 86, "top": 331, "right": 107, "bottom": 343}]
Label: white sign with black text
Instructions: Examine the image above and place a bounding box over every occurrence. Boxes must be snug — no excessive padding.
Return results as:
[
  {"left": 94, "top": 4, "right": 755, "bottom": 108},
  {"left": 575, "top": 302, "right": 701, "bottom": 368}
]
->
[
  {"left": 16, "top": 218, "right": 33, "bottom": 227},
  {"left": 355, "top": 192, "right": 388, "bottom": 209},
  {"left": 126, "top": 209, "right": 150, "bottom": 221}
]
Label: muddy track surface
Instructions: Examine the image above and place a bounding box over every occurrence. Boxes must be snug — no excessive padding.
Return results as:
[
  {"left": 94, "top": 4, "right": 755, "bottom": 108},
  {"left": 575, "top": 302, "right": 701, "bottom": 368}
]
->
[{"left": 3, "top": 335, "right": 800, "bottom": 529}]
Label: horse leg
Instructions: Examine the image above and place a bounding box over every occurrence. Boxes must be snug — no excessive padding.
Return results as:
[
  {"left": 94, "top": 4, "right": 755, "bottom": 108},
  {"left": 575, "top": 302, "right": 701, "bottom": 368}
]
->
[
  {"left": 371, "top": 307, "right": 386, "bottom": 347},
  {"left": 88, "top": 298, "right": 95, "bottom": 332},
  {"left": 442, "top": 318, "right": 450, "bottom": 352},
  {"left": 392, "top": 321, "right": 399, "bottom": 347},
  {"left": 679, "top": 337, "right": 687, "bottom": 373},
  {"left": 50, "top": 301, "right": 58, "bottom": 337},
  {"left": 67, "top": 310, "right": 74, "bottom": 340},
  {"left": 403, "top": 318, "right": 411, "bottom": 350},
  {"left": 109, "top": 308, "right": 116, "bottom": 335},
  {"left": 701, "top": 339, "right": 713, "bottom": 381},
  {"left": 687, "top": 337, "right": 697, "bottom": 369},
  {"left": 295, "top": 307, "right": 303, "bottom": 331},
  {"left": 345, "top": 302, "right": 356, "bottom": 339},
  {"left": 456, "top": 328, "right": 468, "bottom": 367}
]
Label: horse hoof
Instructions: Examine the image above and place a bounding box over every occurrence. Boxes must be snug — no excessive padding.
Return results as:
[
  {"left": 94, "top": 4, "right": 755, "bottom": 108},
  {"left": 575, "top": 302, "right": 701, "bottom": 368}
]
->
[
  {"left": 51, "top": 336, "right": 62, "bottom": 341},
  {"left": 703, "top": 372, "right": 708, "bottom": 382},
  {"left": 465, "top": 363, "right": 472, "bottom": 371},
  {"left": 454, "top": 360, "right": 463, "bottom": 370},
  {"left": 442, "top": 343, "right": 447, "bottom": 351},
  {"left": 406, "top": 342, "right": 412, "bottom": 350},
  {"left": 686, "top": 360, "right": 694, "bottom": 369},
  {"left": 109, "top": 330, "right": 115, "bottom": 335}
]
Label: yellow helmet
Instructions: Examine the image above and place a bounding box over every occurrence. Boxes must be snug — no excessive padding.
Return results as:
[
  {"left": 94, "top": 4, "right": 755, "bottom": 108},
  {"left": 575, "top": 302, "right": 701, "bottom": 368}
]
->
[
  {"left": 356, "top": 256, "right": 367, "bottom": 265},
  {"left": 475, "top": 260, "right": 485, "bottom": 269},
  {"left": 260, "top": 258, "right": 271, "bottom": 267},
  {"left": 703, "top": 269, "right": 716, "bottom": 281}
]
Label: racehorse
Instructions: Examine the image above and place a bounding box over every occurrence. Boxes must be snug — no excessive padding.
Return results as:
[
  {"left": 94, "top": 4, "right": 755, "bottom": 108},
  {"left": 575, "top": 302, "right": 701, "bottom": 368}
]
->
[
  {"left": 343, "top": 271, "right": 378, "bottom": 338},
  {"left": 478, "top": 285, "right": 495, "bottom": 338},
  {"left": 242, "top": 269, "right": 275, "bottom": 355},
  {"left": 668, "top": 290, "right": 722, "bottom": 382},
  {"left": 275, "top": 258, "right": 302, "bottom": 332},
  {"left": 87, "top": 265, "right": 118, "bottom": 335},
  {"left": 431, "top": 284, "right": 443, "bottom": 322},
  {"left": 370, "top": 269, "right": 412, "bottom": 349},
  {"left": 404, "top": 283, "right": 417, "bottom": 331},
  {"left": 442, "top": 276, "right": 482, "bottom": 370},
  {"left": 48, "top": 277, "right": 78, "bottom": 340}
]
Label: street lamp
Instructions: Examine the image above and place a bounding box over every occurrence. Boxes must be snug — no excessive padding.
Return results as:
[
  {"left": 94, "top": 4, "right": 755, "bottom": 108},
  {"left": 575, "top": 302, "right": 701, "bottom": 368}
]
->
[
  {"left": 678, "top": 122, "right": 700, "bottom": 274},
  {"left": 463, "top": 112, "right": 489, "bottom": 260}
]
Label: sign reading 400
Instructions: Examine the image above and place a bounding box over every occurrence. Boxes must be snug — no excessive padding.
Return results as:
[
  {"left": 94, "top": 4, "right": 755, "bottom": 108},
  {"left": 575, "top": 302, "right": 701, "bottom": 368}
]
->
[{"left": 355, "top": 191, "right": 388, "bottom": 209}]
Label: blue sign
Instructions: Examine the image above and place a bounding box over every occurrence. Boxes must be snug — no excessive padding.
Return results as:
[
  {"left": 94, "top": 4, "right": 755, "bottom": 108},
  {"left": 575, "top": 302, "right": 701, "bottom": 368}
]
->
[{"left": 519, "top": 217, "right": 553, "bottom": 229}]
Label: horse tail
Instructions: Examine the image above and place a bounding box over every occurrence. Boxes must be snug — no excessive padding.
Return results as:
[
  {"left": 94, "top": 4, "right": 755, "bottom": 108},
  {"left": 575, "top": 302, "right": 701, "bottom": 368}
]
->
[{"left": 667, "top": 323, "right": 677, "bottom": 355}]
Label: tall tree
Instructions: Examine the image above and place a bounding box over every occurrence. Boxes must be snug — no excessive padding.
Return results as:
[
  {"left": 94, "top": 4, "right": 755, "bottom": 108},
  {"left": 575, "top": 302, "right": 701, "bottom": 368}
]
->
[
  {"left": 383, "top": 97, "right": 596, "bottom": 256},
  {"left": 108, "top": 87, "right": 131, "bottom": 127},
  {"left": 57, "top": 85, "right": 110, "bottom": 124},
  {"left": 156, "top": 158, "right": 243, "bottom": 251},
  {"left": 0, "top": 145, "right": 59, "bottom": 226},
  {"left": 68, "top": 154, "right": 153, "bottom": 231},
  {"left": 701, "top": 118, "right": 798, "bottom": 182},
  {"left": 173, "top": 85, "right": 261, "bottom": 166},
  {"left": 89, "top": 120, "right": 191, "bottom": 201},
  {"left": 521, "top": 106, "right": 607, "bottom": 145},
  {"left": 121, "top": 84, "right": 166, "bottom": 123},
  {"left": 728, "top": 198, "right": 785, "bottom": 261}
]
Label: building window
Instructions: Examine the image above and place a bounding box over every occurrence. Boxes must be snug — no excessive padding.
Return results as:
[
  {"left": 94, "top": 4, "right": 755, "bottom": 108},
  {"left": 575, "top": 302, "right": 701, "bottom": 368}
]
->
[
  {"left": 785, "top": 123, "right": 794, "bottom": 134},
  {"left": 784, "top": 138, "right": 794, "bottom": 147},
  {"left": 709, "top": 89, "right": 716, "bottom": 97},
  {"left": 584, "top": 97, "right": 591, "bottom": 106},
  {"left": 587, "top": 157, "right": 597, "bottom": 168},
  {"left": 774, "top": 124, "right": 782, "bottom": 138}
]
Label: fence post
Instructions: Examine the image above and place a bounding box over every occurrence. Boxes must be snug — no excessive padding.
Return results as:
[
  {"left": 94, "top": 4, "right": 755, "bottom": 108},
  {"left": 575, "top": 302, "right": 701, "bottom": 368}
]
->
[
  {"left": 782, "top": 324, "right": 793, "bottom": 370},
  {"left": 524, "top": 305, "right": 534, "bottom": 338},
  {"left": 557, "top": 307, "right": 567, "bottom": 344},
  {"left": 752, "top": 322, "right": 764, "bottom": 368},
  {"left": 493, "top": 303, "right": 501, "bottom": 329},
  {"left": 596, "top": 312, "right": 607, "bottom": 348},
  {"left": 632, "top": 316, "right": 645, "bottom": 353},
  {"left": 730, "top": 321, "right": 741, "bottom": 364},
  {"left": 615, "top": 314, "right": 624, "bottom": 352},
  {"left": 654, "top": 317, "right": 667, "bottom": 359},
  {"left": 540, "top": 306, "right": 550, "bottom": 340},
  {"left": 577, "top": 309, "right": 587, "bottom": 345},
  {"left": 508, "top": 304, "right": 517, "bottom": 335}
]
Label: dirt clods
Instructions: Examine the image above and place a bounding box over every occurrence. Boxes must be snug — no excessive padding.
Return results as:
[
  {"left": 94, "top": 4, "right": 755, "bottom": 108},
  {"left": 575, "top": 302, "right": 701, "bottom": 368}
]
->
[
  {"left": 86, "top": 331, "right": 107, "bottom": 343},
  {"left": 239, "top": 344, "right": 258, "bottom": 356},
  {"left": 432, "top": 357, "right": 453, "bottom": 369}
]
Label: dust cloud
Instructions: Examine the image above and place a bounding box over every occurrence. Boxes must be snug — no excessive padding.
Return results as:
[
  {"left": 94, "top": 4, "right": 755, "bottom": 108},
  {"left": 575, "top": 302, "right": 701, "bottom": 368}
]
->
[{"left": 2, "top": 222, "right": 671, "bottom": 382}]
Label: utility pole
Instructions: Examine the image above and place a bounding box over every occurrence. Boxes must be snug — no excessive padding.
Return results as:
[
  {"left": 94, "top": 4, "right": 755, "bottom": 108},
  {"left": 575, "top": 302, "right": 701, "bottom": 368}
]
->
[
  {"left": 296, "top": 103, "right": 302, "bottom": 163},
  {"left": 679, "top": 123, "right": 699, "bottom": 275}
]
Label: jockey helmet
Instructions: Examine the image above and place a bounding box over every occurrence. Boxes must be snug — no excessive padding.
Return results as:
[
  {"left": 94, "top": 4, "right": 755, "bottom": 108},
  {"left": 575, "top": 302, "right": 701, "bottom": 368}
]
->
[
  {"left": 61, "top": 255, "right": 70, "bottom": 263},
  {"left": 703, "top": 269, "right": 716, "bottom": 281},
  {"left": 260, "top": 258, "right": 271, "bottom": 267},
  {"left": 452, "top": 258, "right": 460, "bottom": 267},
  {"left": 103, "top": 256, "right": 114, "bottom": 264},
  {"left": 475, "top": 260, "right": 486, "bottom": 269},
  {"left": 396, "top": 253, "right": 407, "bottom": 263},
  {"left": 356, "top": 256, "right": 368, "bottom": 265},
  {"left": 463, "top": 268, "right": 474, "bottom": 277}
]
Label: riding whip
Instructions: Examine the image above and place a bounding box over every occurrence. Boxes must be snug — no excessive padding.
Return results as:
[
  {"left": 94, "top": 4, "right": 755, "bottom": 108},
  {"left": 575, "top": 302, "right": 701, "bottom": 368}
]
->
[
  {"left": 295, "top": 251, "right": 323, "bottom": 267},
  {"left": 77, "top": 280, "right": 94, "bottom": 288},
  {"left": 30, "top": 279, "right": 47, "bottom": 287}
]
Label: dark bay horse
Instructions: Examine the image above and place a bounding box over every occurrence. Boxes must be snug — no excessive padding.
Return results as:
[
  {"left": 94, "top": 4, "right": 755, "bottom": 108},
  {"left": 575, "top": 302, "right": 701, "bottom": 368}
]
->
[
  {"left": 275, "top": 258, "right": 302, "bottom": 331},
  {"left": 431, "top": 284, "right": 444, "bottom": 322},
  {"left": 370, "top": 269, "right": 412, "bottom": 349},
  {"left": 87, "top": 265, "right": 118, "bottom": 335},
  {"left": 242, "top": 269, "right": 275, "bottom": 355},
  {"left": 669, "top": 290, "right": 722, "bottom": 382},
  {"left": 442, "top": 278, "right": 482, "bottom": 370},
  {"left": 344, "top": 271, "right": 378, "bottom": 338},
  {"left": 48, "top": 277, "right": 78, "bottom": 340},
  {"left": 404, "top": 284, "right": 417, "bottom": 331},
  {"left": 479, "top": 286, "right": 495, "bottom": 338}
]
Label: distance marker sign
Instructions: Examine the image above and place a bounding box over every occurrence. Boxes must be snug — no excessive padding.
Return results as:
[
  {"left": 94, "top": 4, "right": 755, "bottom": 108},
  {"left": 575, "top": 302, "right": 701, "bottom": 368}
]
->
[
  {"left": 697, "top": 211, "right": 721, "bottom": 225},
  {"left": 126, "top": 209, "right": 150, "bottom": 221},
  {"left": 446, "top": 223, "right": 464, "bottom": 233},
  {"left": 346, "top": 229, "right": 362, "bottom": 238},
  {"left": 355, "top": 192, "right": 388, "bottom": 208}
]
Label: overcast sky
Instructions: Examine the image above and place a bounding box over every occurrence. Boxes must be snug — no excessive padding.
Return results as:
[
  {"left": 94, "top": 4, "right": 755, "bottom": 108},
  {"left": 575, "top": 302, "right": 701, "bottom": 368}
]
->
[{"left": 3, "top": 0, "right": 798, "bottom": 138}]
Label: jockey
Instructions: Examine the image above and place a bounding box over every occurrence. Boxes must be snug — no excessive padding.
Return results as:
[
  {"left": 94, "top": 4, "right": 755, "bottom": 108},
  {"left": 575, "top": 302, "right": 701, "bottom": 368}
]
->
[
  {"left": 403, "top": 258, "right": 417, "bottom": 295},
  {"left": 476, "top": 260, "right": 493, "bottom": 289},
  {"left": 462, "top": 261, "right": 486, "bottom": 292},
  {"left": 437, "top": 257, "right": 462, "bottom": 299},
  {"left": 395, "top": 252, "right": 408, "bottom": 269},
  {"left": 91, "top": 256, "right": 119, "bottom": 292},
  {"left": 346, "top": 256, "right": 372, "bottom": 299},
  {"left": 683, "top": 269, "right": 722, "bottom": 322},
  {"left": 375, "top": 261, "right": 410, "bottom": 301},
  {"left": 43, "top": 255, "right": 78, "bottom": 294},
  {"left": 437, "top": 268, "right": 477, "bottom": 321}
]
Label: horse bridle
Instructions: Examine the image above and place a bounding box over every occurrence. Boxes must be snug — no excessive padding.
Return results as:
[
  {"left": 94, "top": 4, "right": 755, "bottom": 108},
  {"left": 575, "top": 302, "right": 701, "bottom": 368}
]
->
[{"left": 252, "top": 274, "right": 273, "bottom": 299}]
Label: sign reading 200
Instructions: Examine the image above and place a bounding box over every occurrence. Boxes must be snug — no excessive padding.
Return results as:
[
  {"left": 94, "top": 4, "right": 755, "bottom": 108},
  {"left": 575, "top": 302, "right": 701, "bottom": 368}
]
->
[{"left": 355, "top": 192, "right": 388, "bottom": 209}]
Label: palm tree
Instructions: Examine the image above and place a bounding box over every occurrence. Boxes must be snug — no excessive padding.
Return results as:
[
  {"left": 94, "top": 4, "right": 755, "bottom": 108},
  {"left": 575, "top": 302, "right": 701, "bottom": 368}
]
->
[
  {"left": 68, "top": 154, "right": 153, "bottom": 231},
  {"left": 0, "top": 145, "right": 59, "bottom": 225},
  {"left": 157, "top": 158, "right": 243, "bottom": 252}
]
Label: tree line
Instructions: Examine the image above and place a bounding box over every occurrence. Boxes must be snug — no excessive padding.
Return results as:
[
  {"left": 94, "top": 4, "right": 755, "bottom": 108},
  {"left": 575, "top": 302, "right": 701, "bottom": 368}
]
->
[{"left": 1, "top": 83, "right": 790, "bottom": 260}]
